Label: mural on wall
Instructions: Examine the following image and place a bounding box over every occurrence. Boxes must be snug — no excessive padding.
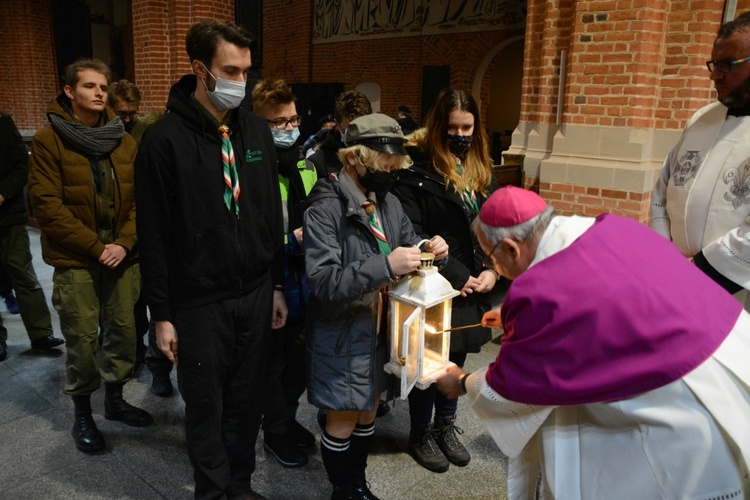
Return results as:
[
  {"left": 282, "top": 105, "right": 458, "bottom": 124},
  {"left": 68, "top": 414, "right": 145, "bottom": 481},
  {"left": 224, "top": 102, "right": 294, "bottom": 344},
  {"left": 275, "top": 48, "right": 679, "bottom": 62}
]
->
[{"left": 314, "top": 0, "right": 527, "bottom": 43}]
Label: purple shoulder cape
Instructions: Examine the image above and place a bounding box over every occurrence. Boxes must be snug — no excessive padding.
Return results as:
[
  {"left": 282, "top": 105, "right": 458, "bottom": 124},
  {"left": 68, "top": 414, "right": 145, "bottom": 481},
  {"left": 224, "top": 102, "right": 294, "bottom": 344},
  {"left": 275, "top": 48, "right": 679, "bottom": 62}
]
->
[{"left": 487, "top": 213, "right": 742, "bottom": 406}]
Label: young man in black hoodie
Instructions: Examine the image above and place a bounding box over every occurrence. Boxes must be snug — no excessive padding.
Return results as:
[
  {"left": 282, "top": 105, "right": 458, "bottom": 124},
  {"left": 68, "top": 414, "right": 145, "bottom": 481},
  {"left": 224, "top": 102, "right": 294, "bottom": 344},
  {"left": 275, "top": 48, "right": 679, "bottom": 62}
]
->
[{"left": 135, "top": 20, "right": 286, "bottom": 500}]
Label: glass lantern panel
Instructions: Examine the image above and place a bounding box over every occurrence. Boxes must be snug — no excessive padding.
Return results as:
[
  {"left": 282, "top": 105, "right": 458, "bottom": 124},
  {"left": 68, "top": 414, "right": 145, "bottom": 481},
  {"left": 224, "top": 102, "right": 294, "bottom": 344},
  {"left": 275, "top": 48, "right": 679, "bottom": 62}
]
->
[
  {"left": 401, "top": 307, "right": 421, "bottom": 397},
  {"left": 421, "top": 302, "right": 450, "bottom": 383},
  {"left": 392, "top": 300, "right": 418, "bottom": 364},
  {"left": 424, "top": 303, "right": 447, "bottom": 356}
]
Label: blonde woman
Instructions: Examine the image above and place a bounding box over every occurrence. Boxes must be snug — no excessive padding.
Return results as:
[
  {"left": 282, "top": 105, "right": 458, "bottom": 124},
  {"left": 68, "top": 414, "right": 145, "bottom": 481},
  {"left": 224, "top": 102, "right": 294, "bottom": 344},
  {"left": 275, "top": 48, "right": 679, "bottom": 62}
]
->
[{"left": 392, "top": 88, "right": 497, "bottom": 472}]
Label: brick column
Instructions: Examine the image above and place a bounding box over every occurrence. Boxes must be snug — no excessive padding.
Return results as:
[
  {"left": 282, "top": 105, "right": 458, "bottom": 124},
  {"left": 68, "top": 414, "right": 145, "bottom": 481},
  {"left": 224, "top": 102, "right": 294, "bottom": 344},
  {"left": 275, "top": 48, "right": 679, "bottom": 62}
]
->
[
  {"left": 511, "top": 0, "right": 726, "bottom": 221},
  {"left": 131, "top": 0, "right": 234, "bottom": 114}
]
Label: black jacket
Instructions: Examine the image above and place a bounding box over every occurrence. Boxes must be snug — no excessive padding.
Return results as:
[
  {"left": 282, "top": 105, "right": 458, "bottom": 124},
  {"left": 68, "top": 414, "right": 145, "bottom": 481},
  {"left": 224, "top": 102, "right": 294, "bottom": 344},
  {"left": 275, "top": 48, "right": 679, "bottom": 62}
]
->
[
  {"left": 0, "top": 113, "right": 30, "bottom": 226},
  {"left": 392, "top": 146, "right": 495, "bottom": 353},
  {"left": 135, "top": 75, "right": 283, "bottom": 321},
  {"left": 307, "top": 128, "right": 344, "bottom": 179}
]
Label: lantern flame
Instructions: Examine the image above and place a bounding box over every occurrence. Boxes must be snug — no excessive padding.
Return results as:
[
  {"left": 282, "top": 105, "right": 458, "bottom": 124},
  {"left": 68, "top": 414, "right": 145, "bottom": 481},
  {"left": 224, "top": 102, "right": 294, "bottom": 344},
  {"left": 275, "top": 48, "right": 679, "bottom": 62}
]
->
[{"left": 424, "top": 324, "right": 437, "bottom": 334}]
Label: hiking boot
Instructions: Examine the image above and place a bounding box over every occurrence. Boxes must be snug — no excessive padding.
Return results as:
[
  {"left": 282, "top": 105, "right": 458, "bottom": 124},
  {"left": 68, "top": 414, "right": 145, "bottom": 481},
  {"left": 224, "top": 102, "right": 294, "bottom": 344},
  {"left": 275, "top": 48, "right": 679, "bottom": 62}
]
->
[
  {"left": 434, "top": 417, "right": 471, "bottom": 466},
  {"left": 408, "top": 427, "right": 449, "bottom": 473}
]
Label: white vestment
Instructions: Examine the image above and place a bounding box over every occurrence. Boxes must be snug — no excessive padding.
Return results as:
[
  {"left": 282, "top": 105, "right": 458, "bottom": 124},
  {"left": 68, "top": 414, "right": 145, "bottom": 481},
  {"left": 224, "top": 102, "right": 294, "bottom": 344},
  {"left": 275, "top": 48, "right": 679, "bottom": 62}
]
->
[
  {"left": 651, "top": 101, "right": 750, "bottom": 305},
  {"left": 469, "top": 216, "right": 750, "bottom": 500}
]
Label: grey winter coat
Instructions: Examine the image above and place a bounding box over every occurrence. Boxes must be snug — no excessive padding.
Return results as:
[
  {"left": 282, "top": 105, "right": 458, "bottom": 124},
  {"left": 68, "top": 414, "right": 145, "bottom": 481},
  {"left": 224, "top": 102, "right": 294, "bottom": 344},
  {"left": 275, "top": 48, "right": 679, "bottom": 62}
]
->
[{"left": 303, "top": 175, "right": 421, "bottom": 411}]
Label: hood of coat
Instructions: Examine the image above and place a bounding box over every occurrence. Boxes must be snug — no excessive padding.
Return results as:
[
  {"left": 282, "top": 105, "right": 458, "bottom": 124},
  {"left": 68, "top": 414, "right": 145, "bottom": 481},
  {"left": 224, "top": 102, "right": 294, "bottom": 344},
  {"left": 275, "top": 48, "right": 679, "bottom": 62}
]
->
[{"left": 303, "top": 174, "right": 373, "bottom": 225}]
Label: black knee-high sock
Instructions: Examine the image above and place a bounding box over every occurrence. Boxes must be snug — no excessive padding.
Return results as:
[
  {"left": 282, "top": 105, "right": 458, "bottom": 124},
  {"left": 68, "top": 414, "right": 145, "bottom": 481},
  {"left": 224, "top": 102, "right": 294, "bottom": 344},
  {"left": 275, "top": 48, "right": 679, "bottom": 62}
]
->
[
  {"left": 321, "top": 430, "right": 351, "bottom": 488},
  {"left": 350, "top": 421, "right": 375, "bottom": 485}
]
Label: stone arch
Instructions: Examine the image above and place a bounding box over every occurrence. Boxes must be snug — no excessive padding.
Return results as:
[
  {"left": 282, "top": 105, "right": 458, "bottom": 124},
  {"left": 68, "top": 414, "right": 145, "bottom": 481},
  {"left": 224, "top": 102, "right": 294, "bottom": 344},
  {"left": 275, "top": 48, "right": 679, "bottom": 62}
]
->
[
  {"left": 472, "top": 36, "right": 525, "bottom": 162},
  {"left": 471, "top": 35, "right": 524, "bottom": 108}
]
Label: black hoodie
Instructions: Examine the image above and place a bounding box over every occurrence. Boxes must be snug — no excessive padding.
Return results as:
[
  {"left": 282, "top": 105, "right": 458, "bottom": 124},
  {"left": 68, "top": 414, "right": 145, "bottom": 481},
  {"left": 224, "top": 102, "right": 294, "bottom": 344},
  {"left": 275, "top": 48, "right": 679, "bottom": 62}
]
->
[{"left": 135, "top": 75, "right": 283, "bottom": 321}]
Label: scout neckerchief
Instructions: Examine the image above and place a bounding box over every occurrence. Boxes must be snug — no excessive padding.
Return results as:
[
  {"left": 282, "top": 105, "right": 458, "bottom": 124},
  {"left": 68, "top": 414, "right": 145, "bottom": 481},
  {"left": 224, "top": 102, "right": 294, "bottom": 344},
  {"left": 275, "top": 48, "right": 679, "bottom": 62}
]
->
[
  {"left": 457, "top": 161, "right": 479, "bottom": 214},
  {"left": 362, "top": 199, "right": 391, "bottom": 255},
  {"left": 218, "top": 122, "right": 240, "bottom": 216}
]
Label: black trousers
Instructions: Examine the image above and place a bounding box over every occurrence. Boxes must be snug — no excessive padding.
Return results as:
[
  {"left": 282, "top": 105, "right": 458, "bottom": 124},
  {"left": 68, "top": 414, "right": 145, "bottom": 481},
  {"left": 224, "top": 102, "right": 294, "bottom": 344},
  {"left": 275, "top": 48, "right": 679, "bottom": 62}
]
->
[
  {"left": 408, "top": 351, "right": 467, "bottom": 429},
  {"left": 262, "top": 317, "right": 307, "bottom": 435},
  {"left": 175, "top": 281, "right": 273, "bottom": 500}
]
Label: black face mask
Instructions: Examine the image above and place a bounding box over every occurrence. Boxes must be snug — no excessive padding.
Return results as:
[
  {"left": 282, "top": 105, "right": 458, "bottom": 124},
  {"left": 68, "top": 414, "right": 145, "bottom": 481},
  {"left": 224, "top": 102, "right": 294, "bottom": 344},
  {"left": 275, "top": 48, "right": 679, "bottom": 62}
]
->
[
  {"left": 447, "top": 133, "right": 473, "bottom": 157},
  {"left": 358, "top": 168, "right": 394, "bottom": 200}
]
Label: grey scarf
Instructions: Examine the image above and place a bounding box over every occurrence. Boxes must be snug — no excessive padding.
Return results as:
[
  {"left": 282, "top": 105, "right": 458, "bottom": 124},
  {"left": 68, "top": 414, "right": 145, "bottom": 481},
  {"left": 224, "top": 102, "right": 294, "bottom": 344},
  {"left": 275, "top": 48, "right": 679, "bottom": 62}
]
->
[{"left": 48, "top": 112, "right": 125, "bottom": 157}]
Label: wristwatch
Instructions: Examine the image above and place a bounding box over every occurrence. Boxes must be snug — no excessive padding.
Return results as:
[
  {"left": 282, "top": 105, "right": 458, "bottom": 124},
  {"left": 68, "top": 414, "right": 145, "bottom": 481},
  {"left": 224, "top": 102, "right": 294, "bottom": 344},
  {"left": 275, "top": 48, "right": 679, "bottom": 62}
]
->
[{"left": 458, "top": 372, "right": 470, "bottom": 395}]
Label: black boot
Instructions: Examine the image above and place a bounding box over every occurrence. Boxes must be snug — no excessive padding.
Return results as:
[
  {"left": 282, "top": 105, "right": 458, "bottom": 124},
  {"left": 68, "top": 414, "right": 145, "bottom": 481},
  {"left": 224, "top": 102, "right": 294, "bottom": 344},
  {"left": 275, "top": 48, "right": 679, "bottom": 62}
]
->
[
  {"left": 71, "top": 395, "right": 105, "bottom": 453},
  {"left": 434, "top": 416, "right": 471, "bottom": 466},
  {"left": 104, "top": 383, "right": 154, "bottom": 427}
]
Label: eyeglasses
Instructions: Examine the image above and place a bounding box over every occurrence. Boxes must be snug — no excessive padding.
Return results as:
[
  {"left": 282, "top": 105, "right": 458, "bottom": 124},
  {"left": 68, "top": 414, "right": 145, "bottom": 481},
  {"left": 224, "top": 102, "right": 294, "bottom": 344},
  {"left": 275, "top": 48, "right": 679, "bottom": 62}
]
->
[
  {"left": 115, "top": 110, "right": 139, "bottom": 120},
  {"left": 482, "top": 240, "right": 502, "bottom": 269},
  {"left": 265, "top": 116, "right": 302, "bottom": 129},
  {"left": 706, "top": 55, "right": 750, "bottom": 73}
]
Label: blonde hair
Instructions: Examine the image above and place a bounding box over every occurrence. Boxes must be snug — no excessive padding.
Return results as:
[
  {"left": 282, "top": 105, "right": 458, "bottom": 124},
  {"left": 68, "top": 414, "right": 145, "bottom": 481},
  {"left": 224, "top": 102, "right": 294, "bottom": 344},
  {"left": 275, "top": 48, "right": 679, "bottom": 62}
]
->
[{"left": 337, "top": 144, "right": 413, "bottom": 173}]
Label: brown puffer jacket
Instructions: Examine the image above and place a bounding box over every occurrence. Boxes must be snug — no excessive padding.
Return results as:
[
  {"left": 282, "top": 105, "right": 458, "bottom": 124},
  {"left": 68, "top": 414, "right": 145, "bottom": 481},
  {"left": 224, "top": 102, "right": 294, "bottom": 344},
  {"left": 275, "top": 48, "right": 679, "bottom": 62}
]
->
[{"left": 28, "top": 93, "right": 138, "bottom": 269}]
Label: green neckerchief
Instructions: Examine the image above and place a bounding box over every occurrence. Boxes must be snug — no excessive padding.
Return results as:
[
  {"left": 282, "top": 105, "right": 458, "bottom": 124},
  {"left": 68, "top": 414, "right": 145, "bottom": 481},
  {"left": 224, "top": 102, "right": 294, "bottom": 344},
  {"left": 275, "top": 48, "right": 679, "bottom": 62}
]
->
[
  {"left": 190, "top": 93, "right": 240, "bottom": 215},
  {"left": 456, "top": 163, "right": 479, "bottom": 214}
]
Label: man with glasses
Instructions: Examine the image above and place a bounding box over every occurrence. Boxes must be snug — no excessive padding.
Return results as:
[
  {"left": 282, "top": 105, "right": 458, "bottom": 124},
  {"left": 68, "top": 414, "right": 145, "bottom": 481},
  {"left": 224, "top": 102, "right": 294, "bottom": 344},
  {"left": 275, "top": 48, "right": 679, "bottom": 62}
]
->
[
  {"left": 651, "top": 11, "right": 750, "bottom": 307},
  {"left": 251, "top": 79, "right": 318, "bottom": 468},
  {"left": 135, "top": 20, "right": 286, "bottom": 499},
  {"left": 108, "top": 80, "right": 145, "bottom": 143},
  {"left": 107, "top": 79, "right": 165, "bottom": 385}
]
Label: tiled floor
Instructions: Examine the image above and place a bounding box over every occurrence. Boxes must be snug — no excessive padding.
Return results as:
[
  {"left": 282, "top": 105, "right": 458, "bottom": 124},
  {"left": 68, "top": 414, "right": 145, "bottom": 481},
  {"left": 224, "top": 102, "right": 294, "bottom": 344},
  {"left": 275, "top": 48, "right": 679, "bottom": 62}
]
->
[{"left": 0, "top": 226, "right": 509, "bottom": 499}]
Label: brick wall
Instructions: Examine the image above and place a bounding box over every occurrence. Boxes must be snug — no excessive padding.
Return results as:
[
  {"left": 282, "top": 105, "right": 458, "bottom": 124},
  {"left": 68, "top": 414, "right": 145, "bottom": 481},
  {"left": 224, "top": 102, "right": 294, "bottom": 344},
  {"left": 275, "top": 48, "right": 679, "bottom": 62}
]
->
[
  {"left": 131, "top": 0, "right": 235, "bottom": 114},
  {"left": 540, "top": 182, "right": 651, "bottom": 222},
  {"left": 0, "top": 0, "right": 58, "bottom": 131},
  {"left": 511, "top": 0, "right": 736, "bottom": 221},
  {"left": 523, "top": 0, "right": 725, "bottom": 131},
  {"left": 520, "top": 0, "right": 576, "bottom": 125},
  {"left": 262, "top": 0, "right": 523, "bottom": 125}
]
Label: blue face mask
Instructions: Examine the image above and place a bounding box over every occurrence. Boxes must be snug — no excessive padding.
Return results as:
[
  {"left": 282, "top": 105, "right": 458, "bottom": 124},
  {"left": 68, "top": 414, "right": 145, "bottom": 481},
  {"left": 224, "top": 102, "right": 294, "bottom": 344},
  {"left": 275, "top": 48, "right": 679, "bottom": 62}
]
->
[{"left": 271, "top": 127, "right": 300, "bottom": 149}]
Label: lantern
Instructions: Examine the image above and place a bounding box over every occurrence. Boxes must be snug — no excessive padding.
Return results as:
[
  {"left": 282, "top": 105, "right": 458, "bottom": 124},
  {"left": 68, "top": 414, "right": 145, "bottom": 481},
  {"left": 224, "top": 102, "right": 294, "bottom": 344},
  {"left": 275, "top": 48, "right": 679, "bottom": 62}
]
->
[{"left": 385, "top": 252, "right": 460, "bottom": 399}]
